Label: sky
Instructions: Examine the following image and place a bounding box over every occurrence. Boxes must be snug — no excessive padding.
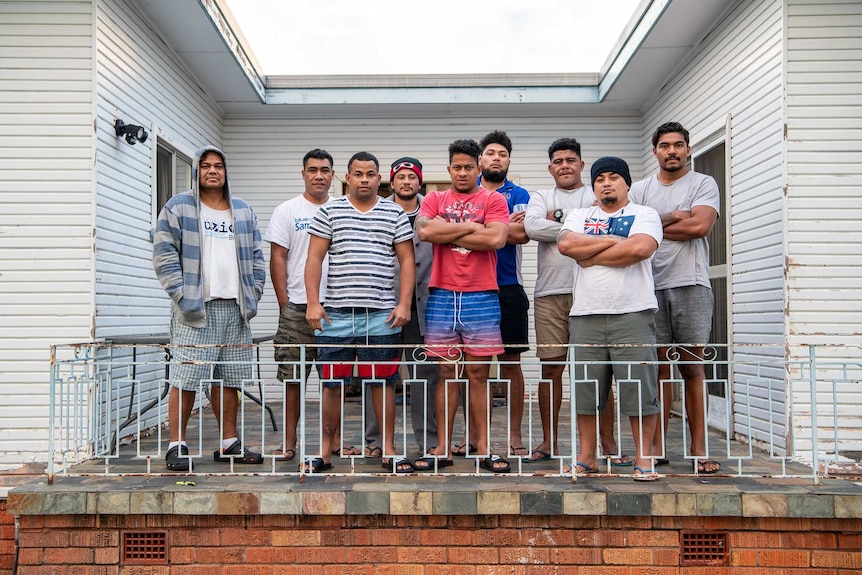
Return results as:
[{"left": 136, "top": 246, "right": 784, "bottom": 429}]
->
[{"left": 224, "top": 0, "right": 643, "bottom": 76}]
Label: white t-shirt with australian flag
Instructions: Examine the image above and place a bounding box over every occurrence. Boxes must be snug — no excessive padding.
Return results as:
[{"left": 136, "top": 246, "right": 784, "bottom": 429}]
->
[{"left": 562, "top": 202, "right": 662, "bottom": 316}]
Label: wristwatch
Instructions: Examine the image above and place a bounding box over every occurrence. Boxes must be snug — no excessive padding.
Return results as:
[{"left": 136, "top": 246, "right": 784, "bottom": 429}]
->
[{"left": 553, "top": 208, "right": 565, "bottom": 223}]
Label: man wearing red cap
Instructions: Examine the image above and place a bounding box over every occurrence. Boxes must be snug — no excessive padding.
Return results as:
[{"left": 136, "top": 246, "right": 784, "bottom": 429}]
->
[{"left": 364, "top": 157, "right": 439, "bottom": 457}]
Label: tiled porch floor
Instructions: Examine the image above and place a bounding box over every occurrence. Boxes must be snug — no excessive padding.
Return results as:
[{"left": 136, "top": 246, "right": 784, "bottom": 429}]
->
[{"left": 8, "top": 394, "right": 862, "bottom": 520}]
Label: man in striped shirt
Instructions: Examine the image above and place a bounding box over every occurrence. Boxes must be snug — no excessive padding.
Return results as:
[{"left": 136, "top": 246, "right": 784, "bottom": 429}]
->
[{"left": 304, "top": 152, "right": 416, "bottom": 474}]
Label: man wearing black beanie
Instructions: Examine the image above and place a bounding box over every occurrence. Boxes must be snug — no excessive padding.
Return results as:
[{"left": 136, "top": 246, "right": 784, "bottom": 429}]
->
[{"left": 558, "top": 156, "right": 664, "bottom": 481}]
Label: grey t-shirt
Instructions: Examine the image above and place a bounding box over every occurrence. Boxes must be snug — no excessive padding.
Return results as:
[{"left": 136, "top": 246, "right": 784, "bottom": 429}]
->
[
  {"left": 629, "top": 171, "right": 720, "bottom": 290},
  {"left": 524, "top": 185, "right": 594, "bottom": 297}
]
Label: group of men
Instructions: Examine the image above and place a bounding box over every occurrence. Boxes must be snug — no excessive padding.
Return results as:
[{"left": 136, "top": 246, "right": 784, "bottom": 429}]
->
[{"left": 153, "top": 122, "right": 720, "bottom": 479}]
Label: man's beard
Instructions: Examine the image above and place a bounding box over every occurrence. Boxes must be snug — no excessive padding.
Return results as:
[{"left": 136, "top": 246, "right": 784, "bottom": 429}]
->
[
  {"left": 481, "top": 168, "right": 507, "bottom": 183},
  {"left": 600, "top": 195, "right": 618, "bottom": 206},
  {"left": 394, "top": 188, "right": 418, "bottom": 200},
  {"left": 663, "top": 157, "right": 684, "bottom": 172}
]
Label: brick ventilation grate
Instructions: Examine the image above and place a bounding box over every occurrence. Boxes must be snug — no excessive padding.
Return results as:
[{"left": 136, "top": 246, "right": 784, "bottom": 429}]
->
[
  {"left": 122, "top": 531, "right": 168, "bottom": 564},
  {"left": 680, "top": 531, "right": 728, "bottom": 565}
]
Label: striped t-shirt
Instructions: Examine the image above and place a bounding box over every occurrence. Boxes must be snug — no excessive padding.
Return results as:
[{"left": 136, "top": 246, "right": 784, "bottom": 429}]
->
[{"left": 308, "top": 196, "right": 413, "bottom": 309}]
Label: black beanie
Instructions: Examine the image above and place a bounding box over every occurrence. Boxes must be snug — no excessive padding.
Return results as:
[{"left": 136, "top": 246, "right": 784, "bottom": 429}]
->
[{"left": 590, "top": 156, "right": 632, "bottom": 188}]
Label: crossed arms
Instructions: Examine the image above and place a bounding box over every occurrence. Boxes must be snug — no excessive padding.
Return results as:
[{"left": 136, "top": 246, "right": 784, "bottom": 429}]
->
[
  {"left": 415, "top": 215, "right": 508, "bottom": 251},
  {"left": 558, "top": 230, "right": 658, "bottom": 268},
  {"left": 660, "top": 205, "right": 717, "bottom": 242}
]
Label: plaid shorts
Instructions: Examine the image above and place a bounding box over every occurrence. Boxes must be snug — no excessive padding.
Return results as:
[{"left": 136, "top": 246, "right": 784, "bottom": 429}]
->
[{"left": 170, "top": 299, "right": 252, "bottom": 391}]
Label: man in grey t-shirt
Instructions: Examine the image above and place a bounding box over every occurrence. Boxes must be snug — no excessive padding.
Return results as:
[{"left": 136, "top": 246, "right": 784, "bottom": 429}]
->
[{"left": 629, "top": 121, "right": 721, "bottom": 474}]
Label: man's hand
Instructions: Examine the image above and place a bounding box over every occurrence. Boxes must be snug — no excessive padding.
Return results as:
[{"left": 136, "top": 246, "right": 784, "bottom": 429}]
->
[
  {"left": 509, "top": 211, "right": 526, "bottom": 224},
  {"left": 386, "top": 303, "right": 411, "bottom": 328},
  {"left": 306, "top": 302, "right": 330, "bottom": 331}
]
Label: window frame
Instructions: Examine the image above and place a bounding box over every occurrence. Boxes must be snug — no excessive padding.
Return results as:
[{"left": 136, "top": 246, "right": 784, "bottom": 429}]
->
[
  {"left": 690, "top": 127, "right": 733, "bottom": 432},
  {"left": 151, "top": 133, "right": 193, "bottom": 228}
]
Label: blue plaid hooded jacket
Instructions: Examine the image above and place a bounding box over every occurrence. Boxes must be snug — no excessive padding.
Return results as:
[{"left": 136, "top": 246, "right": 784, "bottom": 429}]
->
[{"left": 152, "top": 145, "right": 266, "bottom": 327}]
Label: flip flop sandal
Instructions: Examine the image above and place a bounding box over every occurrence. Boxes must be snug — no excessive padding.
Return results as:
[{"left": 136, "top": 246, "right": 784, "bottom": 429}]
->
[
  {"left": 452, "top": 443, "right": 476, "bottom": 456},
  {"left": 213, "top": 440, "right": 263, "bottom": 464},
  {"left": 274, "top": 447, "right": 296, "bottom": 461},
  {"left": 694, "top": 459, "right": 721, "bottom": 474},
  {"left": 300, "top": 457, "right": 332, "bottom": 474},
  {"left": 573, "top": 461, "right": 599, "bottom": 475},
  {"left": 332, "top": 446, "right": 361, "bottom": 456},
  {"left": 510, "top": 445, "right": 530, "bottom": 456},
  {"left": 524, "top": 449, "right": 552, "bottom": 463},
  {"left": 364, "top": 445, "right": 382, "bottom": 458},
  {"left": 610, "top": 454, "right": 634, "bottom": 467},
  {"left": 383, "top": 457, "right": 414, "bottom": 474},
  {"left": 481, "top": 454, "right": 511, "bottom": 474},
  {"left": 633, "top": 465, "right": 660, "bottom": 481}
]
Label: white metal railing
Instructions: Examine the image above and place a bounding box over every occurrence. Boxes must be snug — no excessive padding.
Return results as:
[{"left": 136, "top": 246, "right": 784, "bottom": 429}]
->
[{"left": 47, "top": 341, "right": 862, "bottom": 483}]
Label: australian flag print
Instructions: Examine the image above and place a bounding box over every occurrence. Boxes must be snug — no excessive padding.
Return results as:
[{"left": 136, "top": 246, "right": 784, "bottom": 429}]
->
[{"left": 583, "top": 214, "right": 635, "bottom": 238}]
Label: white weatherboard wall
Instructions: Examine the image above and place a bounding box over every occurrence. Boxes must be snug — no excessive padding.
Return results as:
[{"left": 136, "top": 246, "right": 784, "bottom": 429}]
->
[
  {"left": 786, "top": 0, "right": 862, "bottom": 454},
  {"left": 94, "top": 0, "right": 223, "bottom": 339},
  {"left": 0, "top": 1, "right": 94, "bottom": 466},
  {"left": 92, "top": 0, "right": 224, "bottom": 438},
  {"left": 224, "top": 112, "right": 642, "bottom": 394},
  {"left": 637, "top": 1, "right": 788, "bottom": 450}
]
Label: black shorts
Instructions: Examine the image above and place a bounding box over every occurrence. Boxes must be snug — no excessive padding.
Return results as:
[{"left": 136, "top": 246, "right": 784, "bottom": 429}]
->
[{"left": 498, "top": 284, "right": 530, "bottom": 355}]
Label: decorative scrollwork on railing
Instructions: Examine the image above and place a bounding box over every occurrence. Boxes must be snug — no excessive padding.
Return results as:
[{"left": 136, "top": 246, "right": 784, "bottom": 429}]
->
[
  {"left": 664, "top": 345, "right": 718, "bottom": 363},
  {"left": 411, "top": 347, "right": 430, "bottom": 362}
]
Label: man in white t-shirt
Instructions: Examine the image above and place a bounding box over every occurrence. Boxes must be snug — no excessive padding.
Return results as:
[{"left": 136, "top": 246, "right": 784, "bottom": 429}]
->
[
  {"left": 558, "top": 156, "right": 663, "bottom": 481},
  {"left": 266, "top": 149, "right": 354, "bottom": 461},
  {"left": 629, "top": 122, "right": 721, "bottom": 475}
]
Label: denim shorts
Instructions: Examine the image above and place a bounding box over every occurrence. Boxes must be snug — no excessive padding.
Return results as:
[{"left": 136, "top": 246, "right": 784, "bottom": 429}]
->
[{"left": 316, "top": 307, "right": 401, "bottom": 388}]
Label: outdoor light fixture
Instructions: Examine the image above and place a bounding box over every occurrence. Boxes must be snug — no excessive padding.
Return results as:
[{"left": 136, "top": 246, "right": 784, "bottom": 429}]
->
[{"left": 114, "top": 119, "right": 149, "bottom": 145}]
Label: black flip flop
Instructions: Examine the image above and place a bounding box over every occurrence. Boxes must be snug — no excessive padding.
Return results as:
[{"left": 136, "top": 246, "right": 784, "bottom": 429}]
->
[{"left": 452, "top": 443, "right": 476, "bottom": 456}]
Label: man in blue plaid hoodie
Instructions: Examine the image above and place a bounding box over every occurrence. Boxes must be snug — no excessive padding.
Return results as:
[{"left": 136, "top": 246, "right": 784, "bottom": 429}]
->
[{"left": 153, "top": 145, "right": 266, "bottom": 471}]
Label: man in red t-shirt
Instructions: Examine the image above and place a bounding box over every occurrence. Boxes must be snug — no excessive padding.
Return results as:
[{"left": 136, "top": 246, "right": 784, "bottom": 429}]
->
[{"left": 413, "top": 139, "right": 511, "bottom": 473}]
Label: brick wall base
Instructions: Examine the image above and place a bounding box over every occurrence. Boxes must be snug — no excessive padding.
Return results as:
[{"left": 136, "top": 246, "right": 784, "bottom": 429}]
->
[
  {"left": 12, "top": 514, "right": 862, "bottom": 574},
  {"left": 0, "top": 500, "right": 14, "bottom": 575}
]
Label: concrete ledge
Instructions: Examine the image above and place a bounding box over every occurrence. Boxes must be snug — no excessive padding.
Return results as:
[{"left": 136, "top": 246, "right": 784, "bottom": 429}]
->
[{"left": 8, "top": 475, "right": 862, "bottom": 519}]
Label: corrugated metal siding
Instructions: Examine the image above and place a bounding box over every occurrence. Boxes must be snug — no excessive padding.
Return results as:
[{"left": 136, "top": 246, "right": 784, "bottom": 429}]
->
[
  {"left": 0, "top": 1, "right": 94, "bottom": 463},
  {"left": 786, "top": 0, "right": 862, "bottom": 454},
  {"left": 637, "top": 1, "right": 788, "bottom": 449},
  {"left": 92, "top": 0, "right": 224, "bottom": 438},
  {"left": 224, "top": 113, "right": 642, "bottom": 387}
]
